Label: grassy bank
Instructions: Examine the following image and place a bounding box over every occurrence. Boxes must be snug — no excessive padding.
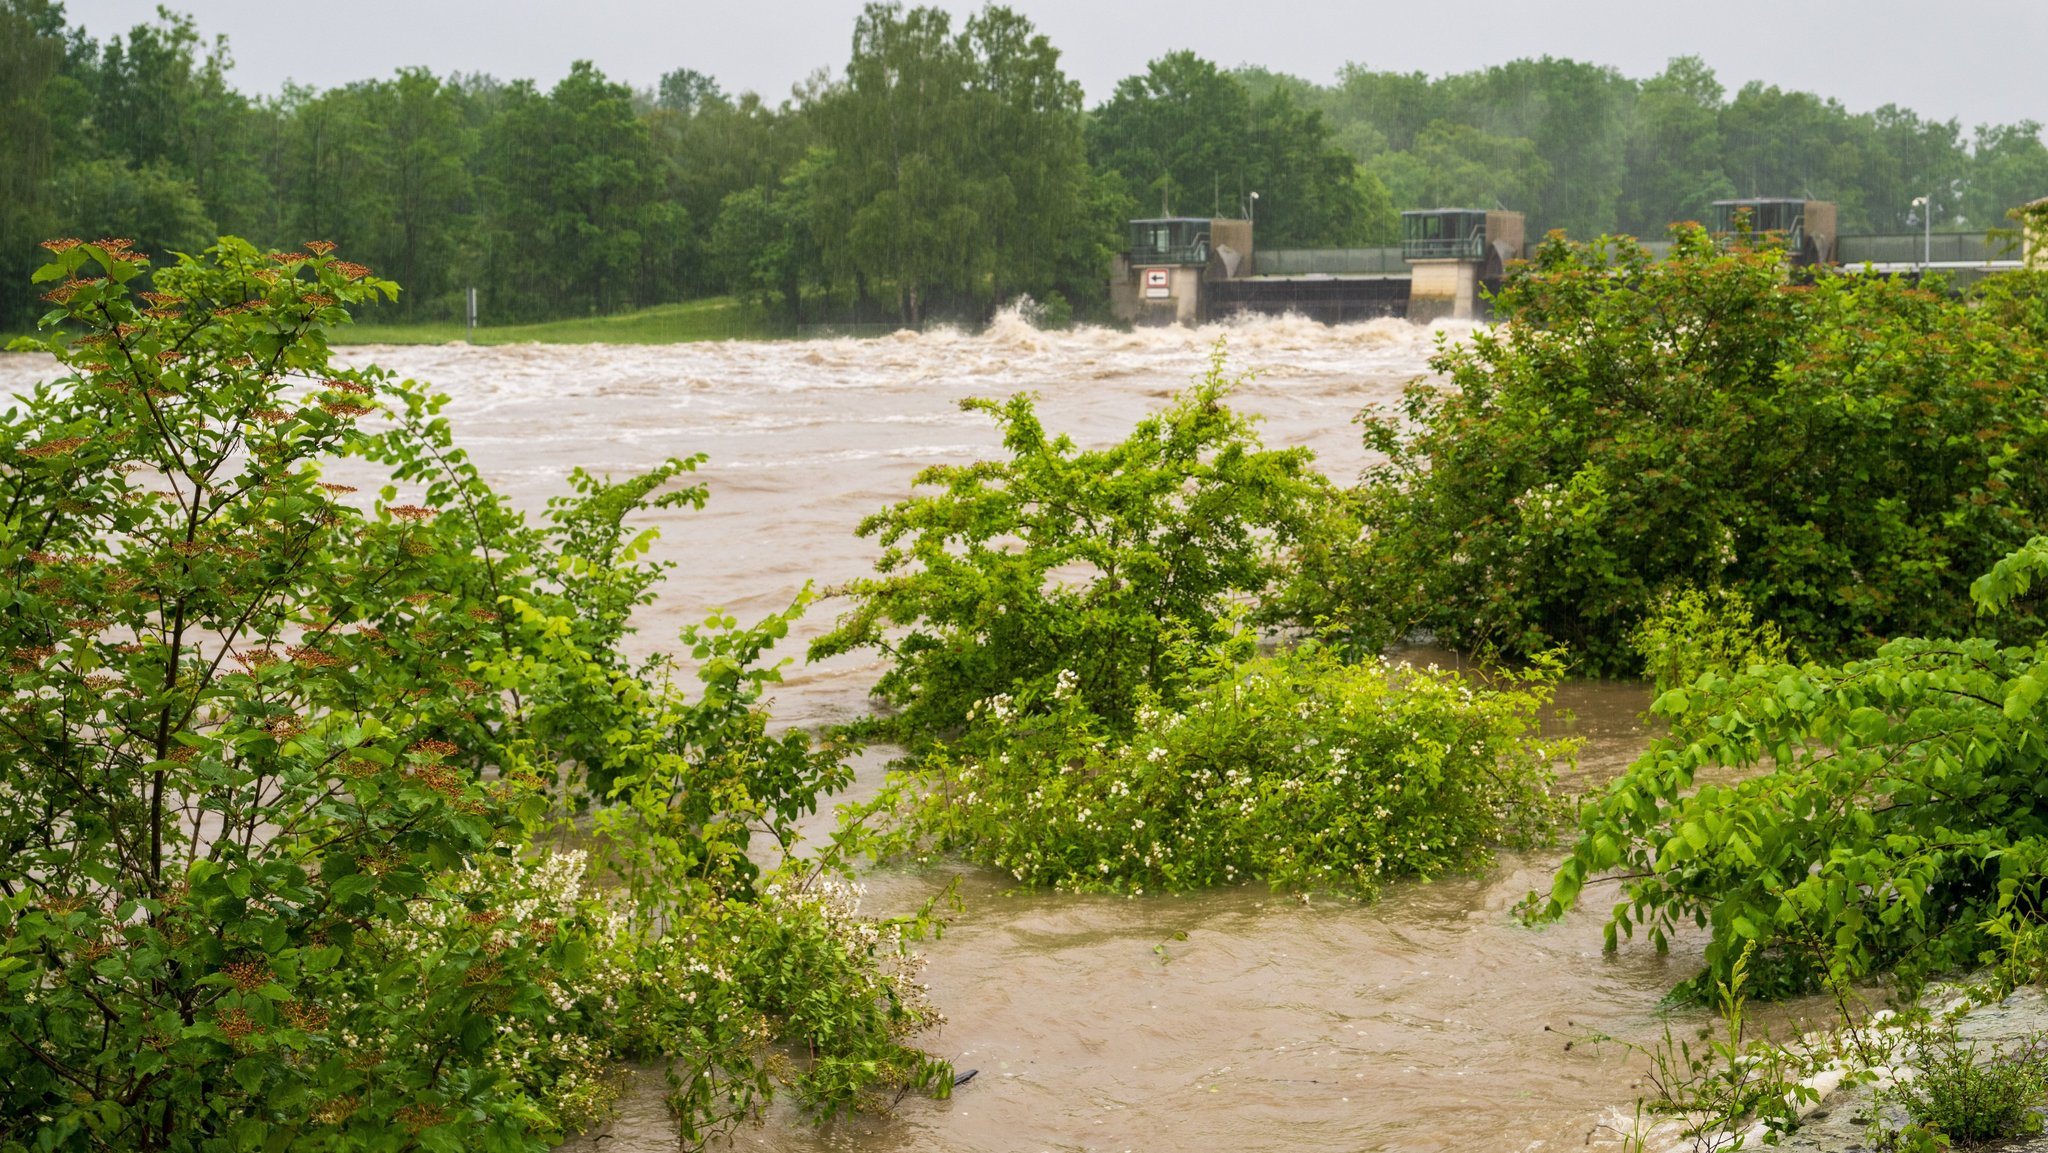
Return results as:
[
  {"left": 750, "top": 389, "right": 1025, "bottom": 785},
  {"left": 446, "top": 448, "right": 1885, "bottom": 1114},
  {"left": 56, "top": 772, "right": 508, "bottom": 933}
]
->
[{"left": 334, "top": 296, "right": 788, "bottom": 345}]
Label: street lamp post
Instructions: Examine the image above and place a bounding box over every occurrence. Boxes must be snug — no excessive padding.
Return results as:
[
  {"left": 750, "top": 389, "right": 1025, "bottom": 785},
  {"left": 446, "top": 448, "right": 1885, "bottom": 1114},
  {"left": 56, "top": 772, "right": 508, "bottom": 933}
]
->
[
  {"left": 1911, "top": 195, "right": 1931, "bottom": 267},
  {"left": 1248, "top": 190, "right": 1259, "bottom": 228}
]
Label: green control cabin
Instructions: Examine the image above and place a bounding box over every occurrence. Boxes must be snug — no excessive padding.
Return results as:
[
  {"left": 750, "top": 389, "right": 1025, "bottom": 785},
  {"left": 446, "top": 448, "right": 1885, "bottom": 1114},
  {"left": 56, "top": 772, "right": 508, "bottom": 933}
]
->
[
  {"left": 1709, "top": 198, "right": 1837, "bottom": 265},
  {"left": 1399, "top": 208, "right": 1524, "bottom": 321},
  {"left": 1400, "top": 209, "right": 1490, "bottom": 260},
  {"left": 1127, "top": 218, "right": 1214, "bottom": 266},
  {"left": 1110, "top": 217, "right": 1254, "bottom": 325}
]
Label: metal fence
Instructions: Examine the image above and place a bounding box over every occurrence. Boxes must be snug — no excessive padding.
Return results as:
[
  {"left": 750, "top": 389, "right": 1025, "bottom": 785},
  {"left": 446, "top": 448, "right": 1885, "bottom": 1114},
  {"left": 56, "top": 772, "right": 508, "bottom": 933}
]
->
[
  {"left": 1837, "top": 233, "right": 2016, "bottom": 265},
  {"left": 1252, "top": 247, "right": 1409, "bottom": 276}
]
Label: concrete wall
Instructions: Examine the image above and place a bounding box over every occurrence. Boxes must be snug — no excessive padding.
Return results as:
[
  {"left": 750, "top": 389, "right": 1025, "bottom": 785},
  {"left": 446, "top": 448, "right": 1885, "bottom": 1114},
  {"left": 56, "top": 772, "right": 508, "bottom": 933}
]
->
[
  {"left": 1108, "top": 254, "right": 1138, "bottom": 322},
  {"left": 1408, "top": 258, "right": 1477, "bottom": 322},
  {"left": 1169, "top": 266, "right": 1202, "bottom": 324},
  {"left": 1112, "top": 263, "right": 1206, "bottom": 325},
  {"left": 1208, "top": 218, "right": 1254, "bottom": 280},
  {"left": 1485, "top": 212, "right": 1525, "bottom": 259},
  {"left": 1803, "top": 200, "right": 1837, "bottom": 263}
]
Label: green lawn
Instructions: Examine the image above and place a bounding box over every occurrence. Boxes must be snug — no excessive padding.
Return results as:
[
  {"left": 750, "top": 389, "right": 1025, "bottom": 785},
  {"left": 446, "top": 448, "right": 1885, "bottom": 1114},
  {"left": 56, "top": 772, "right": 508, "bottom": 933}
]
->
[{"left": 333, "top": 296, "right": 788, "bottom": 346}]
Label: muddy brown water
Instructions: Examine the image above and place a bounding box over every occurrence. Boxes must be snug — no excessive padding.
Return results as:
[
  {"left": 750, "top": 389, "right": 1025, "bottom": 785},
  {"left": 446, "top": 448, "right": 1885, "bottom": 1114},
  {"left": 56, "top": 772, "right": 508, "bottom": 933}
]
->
[{"left": 2, "top": 313, "right": 1809, "bottom": 1150}]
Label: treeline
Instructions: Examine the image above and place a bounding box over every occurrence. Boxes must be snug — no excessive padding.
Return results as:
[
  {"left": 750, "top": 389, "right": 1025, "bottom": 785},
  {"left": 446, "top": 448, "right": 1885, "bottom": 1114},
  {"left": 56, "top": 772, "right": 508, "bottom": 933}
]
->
[
  {"left": 1236, "top": 56, "right": 2048, "bottom": 242},
  {"left": 4, "top": 0, "right": 2045, "bottom": 332}
]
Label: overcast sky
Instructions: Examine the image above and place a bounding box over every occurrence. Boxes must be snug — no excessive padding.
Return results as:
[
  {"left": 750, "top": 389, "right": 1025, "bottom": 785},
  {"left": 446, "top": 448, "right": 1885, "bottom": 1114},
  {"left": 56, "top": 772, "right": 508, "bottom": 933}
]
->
[{"left": 55, "top": 0, "right": 2048, "bottom": 135}]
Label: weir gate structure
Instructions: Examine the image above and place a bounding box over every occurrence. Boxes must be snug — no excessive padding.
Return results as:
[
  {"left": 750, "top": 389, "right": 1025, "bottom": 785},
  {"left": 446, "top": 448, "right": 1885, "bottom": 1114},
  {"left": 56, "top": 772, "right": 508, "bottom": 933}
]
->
[{"left": 1108, "top": 198, "right": 2044, "bottom": 327}]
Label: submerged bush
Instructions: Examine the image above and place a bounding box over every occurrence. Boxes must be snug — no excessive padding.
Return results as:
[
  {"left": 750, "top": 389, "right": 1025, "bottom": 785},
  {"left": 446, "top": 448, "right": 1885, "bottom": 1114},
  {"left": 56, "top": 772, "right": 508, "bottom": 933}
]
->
[
  {"left": 1630, "top": 584, "right": 1792, "bottom": 696},
  {"left": 1300, "top": 228, "right": 2048, "bottom": 674},
  {"left": 810, "top": 343, "right": 1328, "bottom": 745},
  {"left": 1538, "top": 537, "right": 2048, "bottom": 1000},
  {"left": 856, "top": 642, "right": 1571, "bottom": 894},
  {"left": 0, "top": 238, "right": 946, "bottom": 1151}
]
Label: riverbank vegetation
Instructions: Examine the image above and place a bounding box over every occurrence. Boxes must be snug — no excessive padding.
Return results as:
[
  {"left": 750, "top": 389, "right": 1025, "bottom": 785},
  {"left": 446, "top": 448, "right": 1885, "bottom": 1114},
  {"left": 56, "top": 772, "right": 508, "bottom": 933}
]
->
[
  {"left": 815, "top": 223, "right": 2048, "bottom": 1023},
  {"left": 0, "top": 240, "right": 952, "bottom": 1150},
  {"left": 863, "top": 643, "right": 1567, "bottom": 895},
  {"left": 815, "top": 348, "right": 1575, "bottom": 894},
  {"left": 1291, "top": 224, "right": 2048, "bottom": 674},
  {"left": 5, "top": 0, "right": 2046, "bottom": 335}
]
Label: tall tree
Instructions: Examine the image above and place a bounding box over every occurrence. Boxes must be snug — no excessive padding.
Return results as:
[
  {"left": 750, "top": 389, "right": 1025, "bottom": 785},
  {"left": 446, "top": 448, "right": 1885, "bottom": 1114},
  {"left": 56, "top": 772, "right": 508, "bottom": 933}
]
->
[
  {"left": 365, "top": 68, "right": 476, "bottom": 311},
  {"left": 1968, "top": 122, "right": 2048, "bottom": 233},
  {"left": 1369, "top": 121, "right": 1551, "bottom": 215},
  {"left": 1092, "top": 52, "right": 1393, "bottom": 247},
  {"left": 1617, "top": 56, "right": 1733, "bottom": 236},
  {"left": 480, "top": 61, "right": 686, "bottom": 319},
  {"left": 0, "top": 0, "right": 63, "bottom": 328},
  {"left": 808, "top": 3, "right": 1103, "bottom": 323},
  {"left": 1090, "top": 51, "right": 1252, "bottom": 218}
]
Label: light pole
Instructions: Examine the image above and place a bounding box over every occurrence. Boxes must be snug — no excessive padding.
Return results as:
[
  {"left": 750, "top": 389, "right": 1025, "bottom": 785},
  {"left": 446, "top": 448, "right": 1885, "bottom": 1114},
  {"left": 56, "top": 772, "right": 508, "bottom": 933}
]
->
[
  {"left": 1911, "top": 195, "right": 1931, "bottom": 267},
  {"left": 1248, "top": 191, "right": 1259, "bottom": 228}
]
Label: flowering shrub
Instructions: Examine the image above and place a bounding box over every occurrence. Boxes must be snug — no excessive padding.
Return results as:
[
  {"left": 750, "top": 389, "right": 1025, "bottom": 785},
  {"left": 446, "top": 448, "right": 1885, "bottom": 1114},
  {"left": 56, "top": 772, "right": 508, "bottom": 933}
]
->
[
  {"left": 857, "top": 643, "right": 1571, "bottom": 894},
  {"left": 0, "top": 238, "right": 946, "bottom": 1151}
]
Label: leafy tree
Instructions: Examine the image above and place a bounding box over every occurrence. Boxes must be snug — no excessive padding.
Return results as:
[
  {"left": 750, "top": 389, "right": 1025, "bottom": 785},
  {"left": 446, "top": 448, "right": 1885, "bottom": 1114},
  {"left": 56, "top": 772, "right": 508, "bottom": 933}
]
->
[
  {"left": 47, "top": 156, "right": 213, "bottom": 261},
  {"left": 0, "top": 237, "right": 954, "bottom": 1150},
  {"left": 1092, "top": 52, "right": 1392, "bottom": 246},
  {"left": 1437, "top": 57, "right": 1632, "bottom": 238},
  {"left": 0, "top": 0, "right": 64, "bottom": 329},
  {"left": 1089, "top": 51, "right": 1250, "bottom": 219},
  {"left": 650, "top": 86, "right": 809, "bottom": 297},
  {"left": 86, "top": 8, "right": 265, "bottom": 237},
  {"left": 656, "top": 66, "right": 722, "bottom": 115},
  {"left": 1967, "top": 122, "right": 2048, "bottom": 232},
  {"left": 269, "top": 82, "right": 384, "bottom": 263},
  {"left": 1324, "top": 64, "right": 1444, "bottom": 156},
  {"left": 479, "top": 61, "right": 688, "bottom": 319},
  {"left": 1368, "top": 120, "right": 1550, "bottom": 215},
  {"left": 360, "top": 69, "right": 477, "bottom": 313},
  {"left": 1539, "top": 531, "right": 2048, "bottom": 1000},
  {"left": 1617, "top": 56, "right": 1736, "bottom": 236},
  {"left": 811, "top": 345, "right": 1328, "bottom": 744},
  {"left": 805, "top": 3, "right": 1101, "bottom": 323},
  {"left": 1294, "top": 233, "right": 2048, "bottom": 673},
  {"left": 710, "top": 179, "right": 813, "bottom": 320}
]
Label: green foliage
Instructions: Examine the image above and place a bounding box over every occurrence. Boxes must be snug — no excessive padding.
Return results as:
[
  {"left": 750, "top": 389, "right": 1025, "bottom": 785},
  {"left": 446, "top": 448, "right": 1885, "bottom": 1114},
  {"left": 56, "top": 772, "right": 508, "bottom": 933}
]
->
[
  {"left": 1630, "top": 586, "right": 1791, "bottom": 697},
  {"left": 9, "top": 2, "right": 2044, "bottom": 331},
  {"left": 1305, "top": 227, "right": 2048, "bottom": 675},
  {"left": 1538, "top": 536, "right": 2048, "bottom": 1000},
  {"left": 1248, "top": 56, "right": 2034, "bottom": 238},
  {"left": 480, "top": 62, "right": 691, "bottom": 321},
  {"left": 1886, "top": 1018, "right": 2048, "bottom": 1146},
  {"left": 1367, "top": 121, "right": 1552, "bottom": 221},
  {"left": 809, "top": 343, "right": 1327, "bottom": 744},
  {"left": 1090, "top": 51, "right": 1396, "bottom": 247},
  {"left": 854, "top": 641, "right": 1567, "bottom": 894},
  {"left": 804, "top": 3, "right": 1112, "bottom": 324},
  {"left": 1603, "top": 943, "right": 1820, "bottom": 1152},
  {"left": 271, "top": 68, "right": 479, "bottom": 317},
  {"left": 0, "top": 238, "right": 947, "bottom": 1150}
]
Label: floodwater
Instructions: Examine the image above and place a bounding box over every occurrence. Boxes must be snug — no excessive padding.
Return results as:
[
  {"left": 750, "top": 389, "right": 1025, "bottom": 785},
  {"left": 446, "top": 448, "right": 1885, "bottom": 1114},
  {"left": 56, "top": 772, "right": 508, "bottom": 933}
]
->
[{"left": 1, "top": 313, "right": 1796, "bottom": 1151}]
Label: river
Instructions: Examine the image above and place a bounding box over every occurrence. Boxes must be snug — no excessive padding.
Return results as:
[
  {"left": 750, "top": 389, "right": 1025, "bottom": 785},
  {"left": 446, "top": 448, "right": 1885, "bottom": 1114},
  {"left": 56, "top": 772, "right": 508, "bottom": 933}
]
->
[{"left": 1, "top": 313, "right": 1804, "bottom": 1151}]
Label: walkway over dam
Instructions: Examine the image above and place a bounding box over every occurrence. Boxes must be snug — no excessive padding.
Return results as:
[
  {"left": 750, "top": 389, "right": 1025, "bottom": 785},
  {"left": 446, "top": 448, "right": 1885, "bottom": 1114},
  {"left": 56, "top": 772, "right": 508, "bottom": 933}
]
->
[{"left": 1110, "top": 198, "right": 2044, "bottom": 326}]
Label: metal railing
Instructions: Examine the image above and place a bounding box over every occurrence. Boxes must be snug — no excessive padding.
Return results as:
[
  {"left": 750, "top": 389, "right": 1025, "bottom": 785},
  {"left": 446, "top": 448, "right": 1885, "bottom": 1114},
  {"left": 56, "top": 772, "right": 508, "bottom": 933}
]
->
[
  {"left": 1401, "top": 235, "right": 1488, "bottom": 261},
  {"left": 1836, "top": 232, "right": 2014, "bottom": 265},
  {"left": 1253, "top": 247, "right": 1408, "bottom": 275},
  {"left": 1128, "top": 240, "right": 1211, "bottom": 266}
]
